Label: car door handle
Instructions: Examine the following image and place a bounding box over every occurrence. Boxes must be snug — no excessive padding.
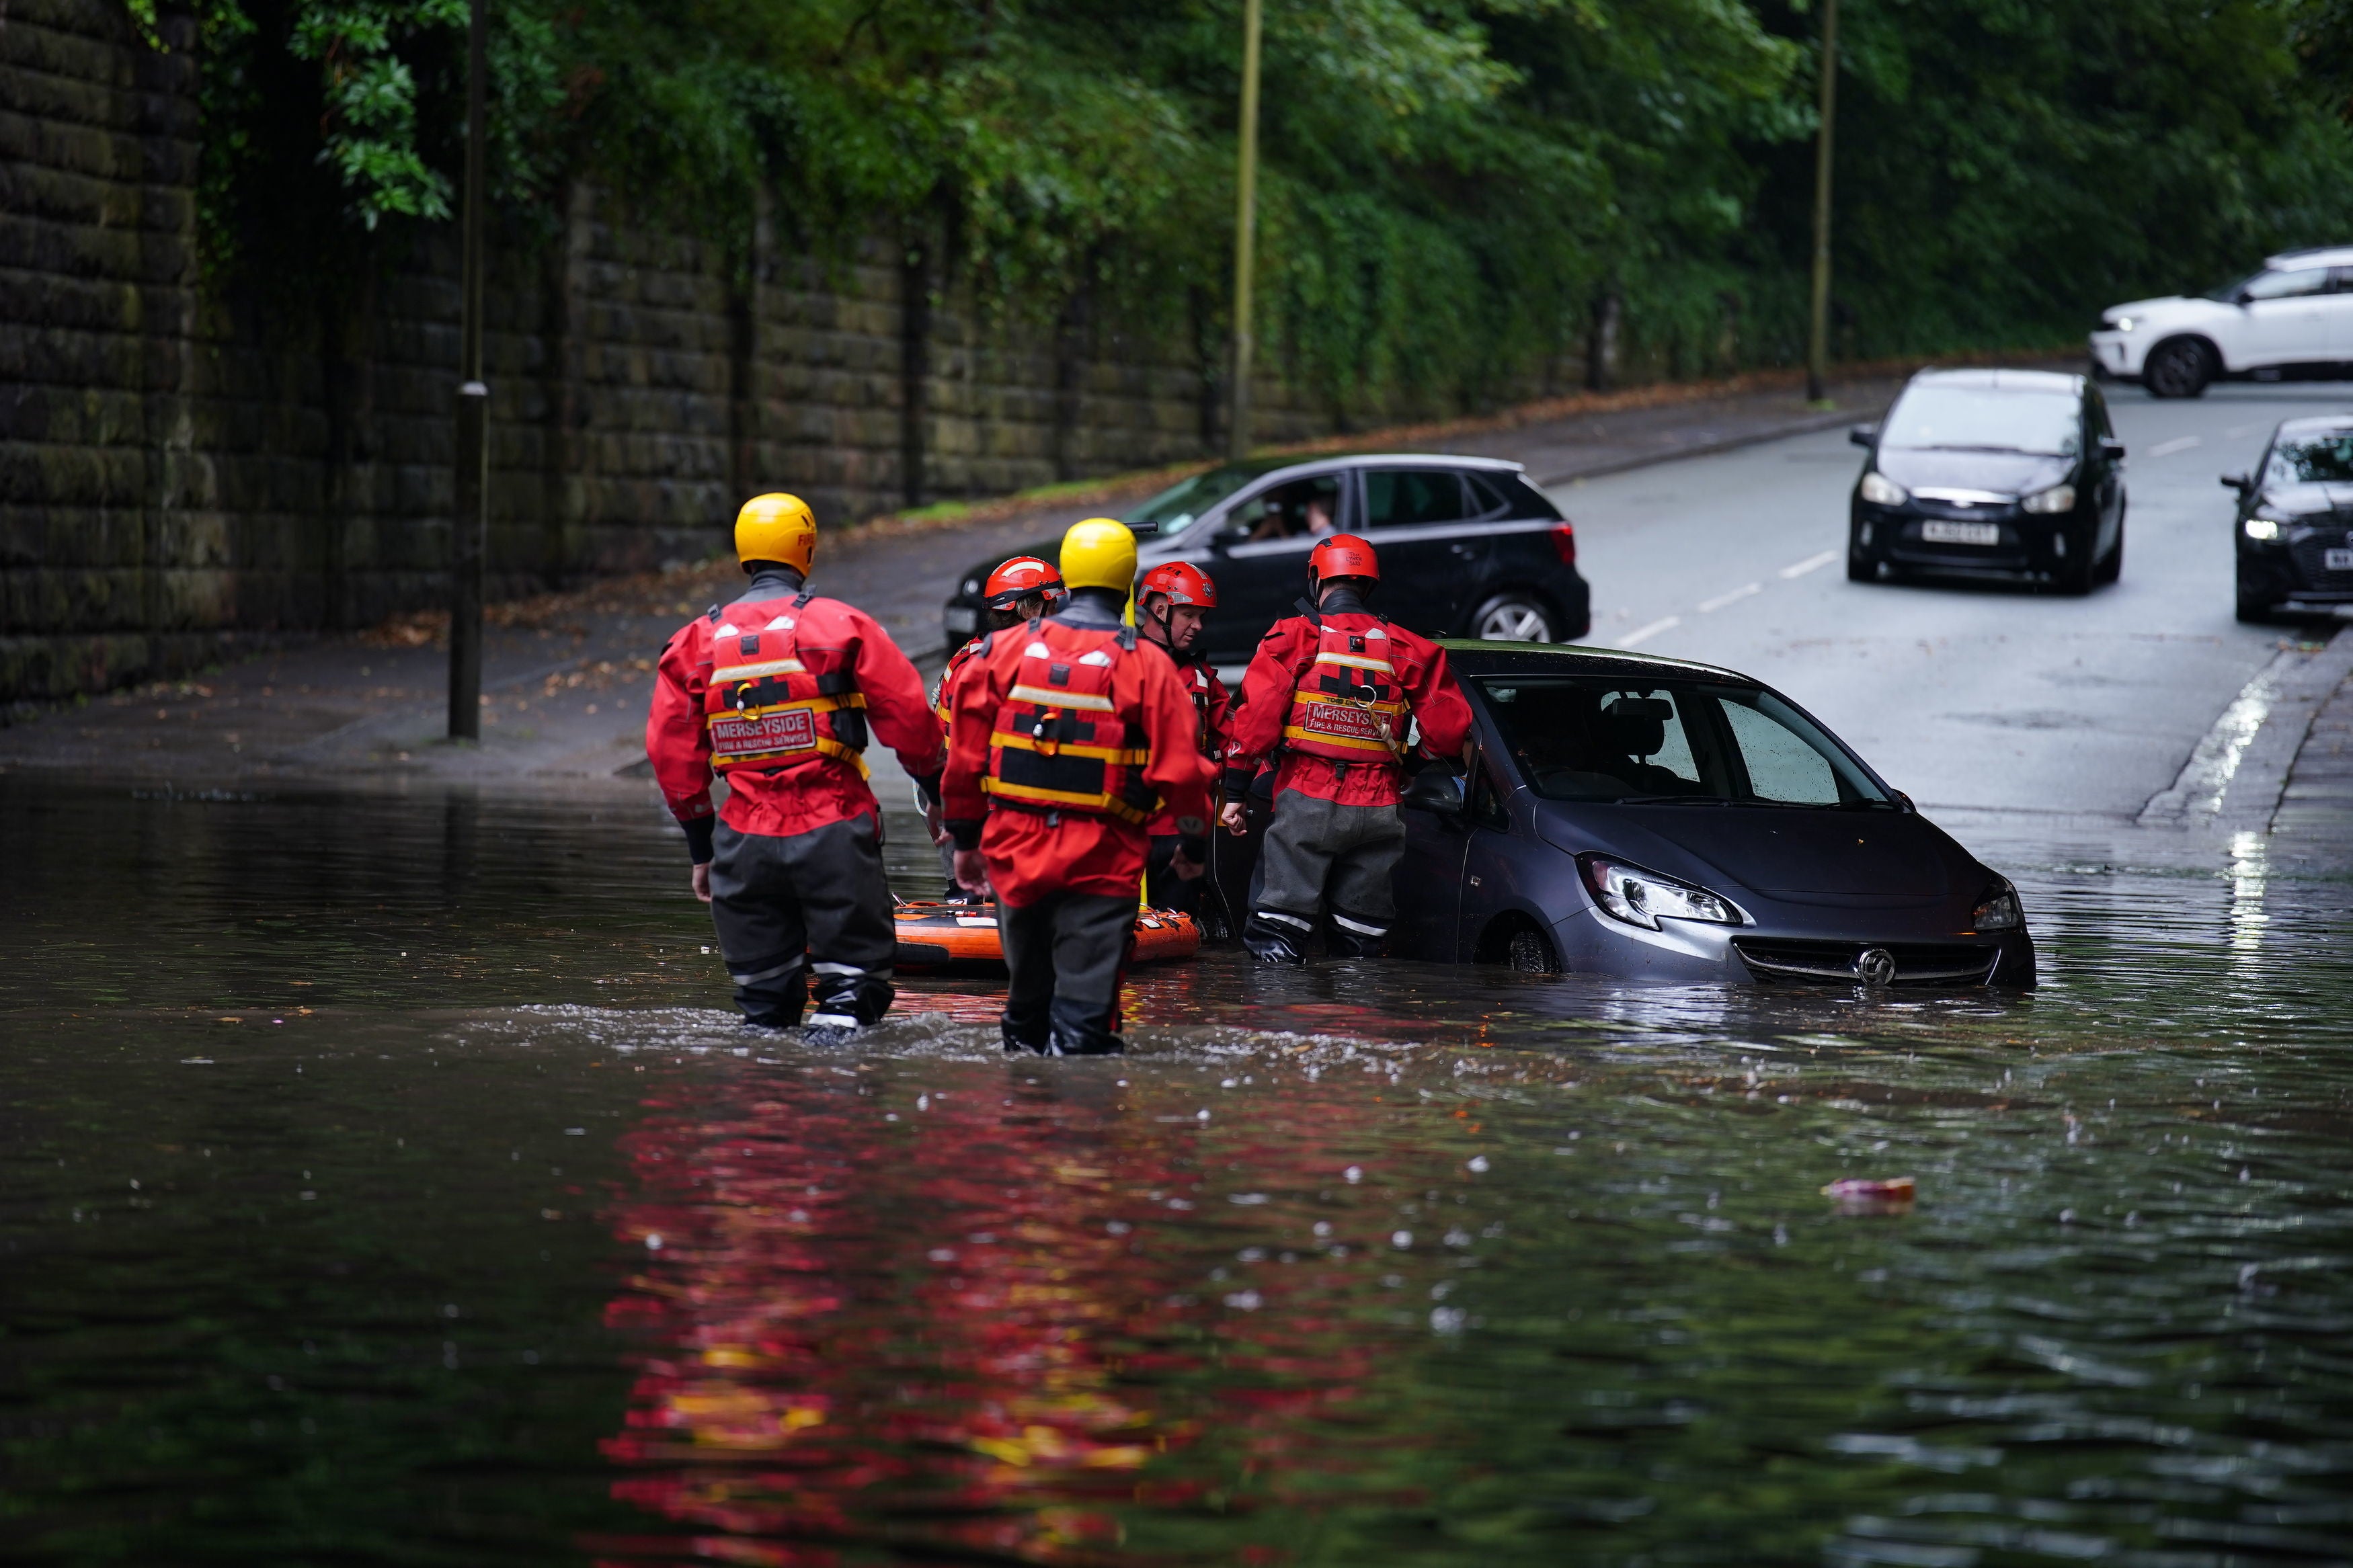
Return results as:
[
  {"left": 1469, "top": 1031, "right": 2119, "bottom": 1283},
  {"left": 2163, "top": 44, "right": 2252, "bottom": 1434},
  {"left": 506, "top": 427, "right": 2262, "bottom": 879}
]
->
[{"left": 1449, "top": 543, "right": 1474, "bottom": 556}]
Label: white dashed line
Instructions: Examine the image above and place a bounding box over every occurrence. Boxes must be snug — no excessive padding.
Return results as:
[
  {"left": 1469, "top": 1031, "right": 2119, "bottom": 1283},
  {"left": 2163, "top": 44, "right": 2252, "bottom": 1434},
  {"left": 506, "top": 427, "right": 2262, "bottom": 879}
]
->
[
  {"left": 1617, "top": 616, "right": 1681, "bottom": 649},
  {"left": 1698, "top": 582, "right": 1761, "bottom": 614},
  {"left": 1779, "top": 550, "right": 1839, "bottom": 579},
  {"left": 2147, "top": 435, "right": 2203, "bottom": 458}
]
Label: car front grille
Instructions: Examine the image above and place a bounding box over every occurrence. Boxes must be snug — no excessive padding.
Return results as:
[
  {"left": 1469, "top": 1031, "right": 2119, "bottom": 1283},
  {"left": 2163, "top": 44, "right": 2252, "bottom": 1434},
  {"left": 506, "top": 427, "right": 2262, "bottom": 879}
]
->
[
  {"left": 2288, "top": 526, "right": 2353, "bottom": 592},
  {"left": 1732, "top": 938, "right": 2001, "bottom": 986}
]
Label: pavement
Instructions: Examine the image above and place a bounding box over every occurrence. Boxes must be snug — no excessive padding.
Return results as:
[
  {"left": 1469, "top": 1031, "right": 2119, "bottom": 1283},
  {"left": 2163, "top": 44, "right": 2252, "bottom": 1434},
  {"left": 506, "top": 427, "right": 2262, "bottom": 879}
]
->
[{"left": 5, "top": 364, "right": 2351, "bottom": 884}]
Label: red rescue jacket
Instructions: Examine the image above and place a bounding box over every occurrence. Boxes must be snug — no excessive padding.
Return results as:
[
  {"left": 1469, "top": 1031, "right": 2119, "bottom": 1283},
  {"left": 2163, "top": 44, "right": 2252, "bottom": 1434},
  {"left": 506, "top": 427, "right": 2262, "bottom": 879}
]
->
[
  {"left": 932, "top": 636, "right": 986, "bottom": 735},
  {"left": 1225, "top": 604, "right": 1473, "bottom": 809},
  {"left": 943, "top": 608, "right": 1213, "bottom": 906},
  {"left": 647, "top": 573, "right": 945, "bottom": 843},
  {"left": 1143, "top": 639, "right": 1232, "bottom": 837}
]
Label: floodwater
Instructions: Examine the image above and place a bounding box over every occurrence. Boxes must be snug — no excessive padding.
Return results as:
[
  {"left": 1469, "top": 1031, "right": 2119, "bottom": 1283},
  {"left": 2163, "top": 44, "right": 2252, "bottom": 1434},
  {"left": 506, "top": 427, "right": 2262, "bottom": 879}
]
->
[{"left": 5, "top": 780, "right": 2352, "bottom": 1567}]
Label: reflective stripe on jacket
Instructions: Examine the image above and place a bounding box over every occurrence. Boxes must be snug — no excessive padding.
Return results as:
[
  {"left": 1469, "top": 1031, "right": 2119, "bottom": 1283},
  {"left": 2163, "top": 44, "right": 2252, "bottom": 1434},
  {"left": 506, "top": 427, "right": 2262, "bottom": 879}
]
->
[
  {"left": 1279, "top": 616, "right": 1408, "bottom": 764},
  {"left": 702, "top": 591, "right": 869, "bottom": 777},
  {"left": 984, "top": 620, "right": 1157, "bottom": 825}
]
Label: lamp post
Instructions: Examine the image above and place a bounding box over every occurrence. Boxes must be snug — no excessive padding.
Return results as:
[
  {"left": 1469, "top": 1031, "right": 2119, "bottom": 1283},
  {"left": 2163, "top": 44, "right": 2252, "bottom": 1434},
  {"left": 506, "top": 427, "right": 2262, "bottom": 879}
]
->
[
  {"left": 448, "top": 0, "right": 489, "bottom": 740},
  {"left": 1227, "top": 0, "right": 1262, "bottom": 462},
  {"left": 1804, "top": 0, "right": 1838, "bottom": 405}
]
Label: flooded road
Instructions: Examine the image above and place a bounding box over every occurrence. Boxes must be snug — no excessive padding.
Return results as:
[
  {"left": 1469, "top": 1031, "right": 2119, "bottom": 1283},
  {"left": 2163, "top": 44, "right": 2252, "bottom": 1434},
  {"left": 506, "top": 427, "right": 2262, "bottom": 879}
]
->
[{"left": 6, "top": 780, "right": 2353, "bottom": 1566}]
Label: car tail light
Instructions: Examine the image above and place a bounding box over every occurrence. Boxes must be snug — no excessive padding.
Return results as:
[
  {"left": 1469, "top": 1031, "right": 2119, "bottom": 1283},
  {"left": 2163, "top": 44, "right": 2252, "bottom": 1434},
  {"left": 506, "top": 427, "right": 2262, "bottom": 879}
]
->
[{"left": 1548, "top": 523, "right": 1577, "bottom": 567}]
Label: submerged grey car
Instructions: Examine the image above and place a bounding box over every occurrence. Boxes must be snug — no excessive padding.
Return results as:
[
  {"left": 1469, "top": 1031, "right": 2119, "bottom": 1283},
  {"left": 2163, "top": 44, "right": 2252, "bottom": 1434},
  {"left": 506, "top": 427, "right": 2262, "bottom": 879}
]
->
[{"left": 1220, "top": 641, "right": 2033, "bottom": 986}]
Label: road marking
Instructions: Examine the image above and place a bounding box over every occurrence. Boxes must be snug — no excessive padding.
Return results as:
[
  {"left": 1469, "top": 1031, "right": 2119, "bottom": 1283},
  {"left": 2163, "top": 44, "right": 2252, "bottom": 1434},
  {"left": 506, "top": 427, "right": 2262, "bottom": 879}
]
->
[
  {"left": 1778, "top": 550, "right": 1839, "bottom": 579},
  {"left": 1617, "top": 616, "right": 1681, "bottom": 649},
  {"left": 1698, "top": 582, "right": 1761, "bottom": 613},
  {"left": 2147, "top": 435, "right": 2203, "bottom": 458}
]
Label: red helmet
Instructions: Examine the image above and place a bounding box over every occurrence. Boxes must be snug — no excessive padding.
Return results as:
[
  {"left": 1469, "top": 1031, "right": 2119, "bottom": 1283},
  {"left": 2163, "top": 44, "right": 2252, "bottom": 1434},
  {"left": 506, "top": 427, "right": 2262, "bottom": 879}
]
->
[
  {"left": 983, "top": 556, "right": 1065, "bottom": 610},
  {"left": 1138, "top": 561, "right": 1218, "bottom": 609},
  {"left": 1308, "top": 533, "right": 1380, "bottom": 584}
]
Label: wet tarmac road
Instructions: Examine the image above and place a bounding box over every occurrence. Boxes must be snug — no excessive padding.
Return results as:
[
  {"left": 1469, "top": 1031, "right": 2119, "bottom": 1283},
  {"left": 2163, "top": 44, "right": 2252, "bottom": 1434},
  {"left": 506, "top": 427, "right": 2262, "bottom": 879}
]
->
[
  {"left": 4, "top": 767, "right": 2352, "bottom": 1566},
  {"left": 1559, "top": 382, "right": 2353, "bottom": 823}
]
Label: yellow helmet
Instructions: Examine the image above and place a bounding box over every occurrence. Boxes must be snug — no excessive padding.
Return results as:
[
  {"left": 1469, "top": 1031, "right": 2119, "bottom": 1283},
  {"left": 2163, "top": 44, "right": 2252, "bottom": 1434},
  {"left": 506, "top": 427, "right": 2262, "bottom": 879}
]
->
[
  {"left": 1059, "top": 516, "right": 1137, "bottom": 595},
  {"left": 735, "top": 493, "right": 817, "bottom": 573}
]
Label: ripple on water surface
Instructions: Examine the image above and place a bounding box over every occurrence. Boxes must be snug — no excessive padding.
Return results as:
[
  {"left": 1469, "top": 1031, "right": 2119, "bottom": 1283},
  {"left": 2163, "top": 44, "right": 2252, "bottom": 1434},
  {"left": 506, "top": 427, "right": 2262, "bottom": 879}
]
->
[{"left": 2, "top": 782, "right": 2352, "bottom": 1563}]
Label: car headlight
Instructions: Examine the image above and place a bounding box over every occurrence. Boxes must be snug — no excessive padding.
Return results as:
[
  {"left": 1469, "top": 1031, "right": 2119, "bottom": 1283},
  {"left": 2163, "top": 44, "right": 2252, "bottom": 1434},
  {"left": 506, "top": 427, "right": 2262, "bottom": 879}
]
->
[
  {"left": 1858, "top": 471, "right": 1908, "bottom": 505},
  {"left": 1971, "top": 878, "right": 2024, "bottom": 932},
  {"left": 2109, "top": 316, "right": 2134, "bottom": 333},
  {"left": 2021, "top": 484, "right": 2077, "bottom": 515},
  {"left": 2243, "top": 516, "right": 2282, "bottom": 541},
  {"left": 1578, "top": 854, "right": 1742, "bottom": 931}
]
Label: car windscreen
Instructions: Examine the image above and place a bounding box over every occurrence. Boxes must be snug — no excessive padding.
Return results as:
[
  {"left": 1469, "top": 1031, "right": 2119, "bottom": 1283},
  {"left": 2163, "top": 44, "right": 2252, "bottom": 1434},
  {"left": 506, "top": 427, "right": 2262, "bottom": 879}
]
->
[
  {"left": 1880, "top": 386, "right": 2081, "bottom": 458},
  {"left": 1125, "top": 459, "right": 1300, "bottom": 538},
  {"left": 1476, "top": 675, "right": 1895, "bottom": 807},
  {"left": 2266, "top": 433, "right": 2353, "bottom": 485}
]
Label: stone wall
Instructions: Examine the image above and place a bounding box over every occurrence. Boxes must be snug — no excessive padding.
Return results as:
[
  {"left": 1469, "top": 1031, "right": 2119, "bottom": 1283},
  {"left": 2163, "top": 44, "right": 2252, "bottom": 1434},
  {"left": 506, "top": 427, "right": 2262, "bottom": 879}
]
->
[{"left": 0, "top": 0, "right": 1491, "bottom": 708}]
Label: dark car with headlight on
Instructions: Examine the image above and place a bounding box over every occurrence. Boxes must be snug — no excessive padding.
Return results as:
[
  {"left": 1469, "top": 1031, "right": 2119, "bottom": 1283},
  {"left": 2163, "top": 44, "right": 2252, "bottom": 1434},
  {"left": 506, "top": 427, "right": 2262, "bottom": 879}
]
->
[
  {"left": 1846, "top": 368, "right": 2127, "bottom": 595},
  {"left": 1213, "top": 641, "right": 2033, "bottom": 986},
  {"left": 2224, "top": 415, "right": 2353, "bottom": 624}
]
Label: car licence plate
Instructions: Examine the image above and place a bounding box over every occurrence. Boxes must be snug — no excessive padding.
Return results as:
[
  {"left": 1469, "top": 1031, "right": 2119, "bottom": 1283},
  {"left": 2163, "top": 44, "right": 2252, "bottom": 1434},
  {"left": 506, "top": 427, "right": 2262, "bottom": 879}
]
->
[
  {"left": 1921, "top": 520, "right": 2000, "bottom": 546},
  {"left": 944, "top": 606, "right": 978, "bottom": 634},
  {"left": 2327, "top": 548, "right": 2353, "bottom": 572}
]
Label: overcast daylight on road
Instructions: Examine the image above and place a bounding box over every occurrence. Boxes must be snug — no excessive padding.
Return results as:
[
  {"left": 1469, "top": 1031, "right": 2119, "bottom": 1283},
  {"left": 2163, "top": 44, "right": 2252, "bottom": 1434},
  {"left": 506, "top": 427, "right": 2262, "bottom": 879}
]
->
[{"left": 7, "top": 0, "right": 2353, "bottom": 1563}]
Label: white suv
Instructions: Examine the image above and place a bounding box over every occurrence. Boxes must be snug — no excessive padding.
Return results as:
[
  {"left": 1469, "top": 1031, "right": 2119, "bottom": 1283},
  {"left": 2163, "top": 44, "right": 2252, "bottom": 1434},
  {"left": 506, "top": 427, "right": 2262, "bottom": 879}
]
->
[{"left": 2089, "top": 246, "right": 2353, "bottom": 398}]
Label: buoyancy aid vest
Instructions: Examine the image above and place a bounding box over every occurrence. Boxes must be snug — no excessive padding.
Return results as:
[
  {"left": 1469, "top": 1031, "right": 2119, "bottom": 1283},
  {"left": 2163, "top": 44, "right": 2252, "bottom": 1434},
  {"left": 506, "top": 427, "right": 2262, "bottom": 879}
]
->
[
  {"left": 933, "top": 638, "right": 983, "bottom": 730},
  {"left": 983, "top": 620, "right": 1158, "bottom": 825},
  {"left": 701, "top": 591, "right": 870, "bottom": 777},
  {"left": 1280, "top": 613, "right": 1409, "bottom": 766},
  {"left": 1160, "top": 649, "right": 1220, "bottom": 755}
]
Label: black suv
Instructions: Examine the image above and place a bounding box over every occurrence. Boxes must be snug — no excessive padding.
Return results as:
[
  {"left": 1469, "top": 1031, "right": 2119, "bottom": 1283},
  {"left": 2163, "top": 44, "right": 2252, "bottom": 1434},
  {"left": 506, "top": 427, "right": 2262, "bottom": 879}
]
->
[
  {"left": 1846, "top": 368, "right": 2127, "bottom": 594},
  {"left": 940, "top": 454, "right": 1591, "bottom": 663},
  {"left": 2225, "top": 416, "right": 2353, "bottom": 624}
]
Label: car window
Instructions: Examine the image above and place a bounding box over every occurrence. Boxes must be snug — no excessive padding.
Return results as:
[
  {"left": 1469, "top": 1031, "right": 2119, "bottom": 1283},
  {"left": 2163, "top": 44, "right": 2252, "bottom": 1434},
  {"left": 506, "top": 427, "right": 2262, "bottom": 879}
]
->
[
  {"left": 1125, "top": 458, "right": 1306, "bottom": 538},
  {"left": 1363, "top": 469, "right": 1468, "bottom": 529},
  {"left": 2086, "top": 386, "right": 2115, "bottom": 440},
  {"left": 1476, "top": 675, "right": 1892, "bottom": 807},
  {"left": 1466, "top": 473, "right": 1514, "bottom": 519},
  {"left": 1881, "top": 386, "right": 2081, "bottom": 458},
  {"left": 2242, "top": 267, "right": 2331, "bottom": 302},
  {"left": 2266, "top": 434, "right": 2353, "bottom": 485},
  {"left": 1228, "top": 472, "right": 1345, "bottom": 541},
  {"left": 1720, "top": 701, "right": 1839, "bottom": 804},
  {"left": 2332, "top": 268, "right": 2353, "bottom": 295}
]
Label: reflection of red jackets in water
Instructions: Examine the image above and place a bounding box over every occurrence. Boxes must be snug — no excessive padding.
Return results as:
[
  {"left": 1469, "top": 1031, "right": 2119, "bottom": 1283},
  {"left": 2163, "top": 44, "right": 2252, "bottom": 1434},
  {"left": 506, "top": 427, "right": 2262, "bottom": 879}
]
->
[
  {"left": 942, "top": 608, "right": 1213, "bottom": 905},
  {"left": 645, "top": 578, "right": 945, "bottom": 841},
  {"left": 1142, "top": 640, "right": 1232, "bottom": 838},
  {"left": 1225, "top": 608, "right": 1473, "bottom": 809}
]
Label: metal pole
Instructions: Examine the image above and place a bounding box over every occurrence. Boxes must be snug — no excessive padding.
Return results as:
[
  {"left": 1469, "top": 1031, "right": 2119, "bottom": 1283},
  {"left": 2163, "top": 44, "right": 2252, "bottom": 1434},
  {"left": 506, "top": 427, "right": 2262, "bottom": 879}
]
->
[
  {"left": 1804, "top": 0, "right": 1837, "bottom": 405},
  {"left": 1227, "top": 0, "right": 1262, "bottom": 463},
  {"left": 448, "top": 0, "right": 489, "bottom": 740}
]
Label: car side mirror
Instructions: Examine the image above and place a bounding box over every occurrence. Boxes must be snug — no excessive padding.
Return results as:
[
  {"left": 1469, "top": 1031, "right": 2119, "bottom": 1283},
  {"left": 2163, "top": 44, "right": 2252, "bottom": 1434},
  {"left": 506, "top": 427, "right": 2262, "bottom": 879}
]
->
[
  {"left": 1128, "top": 520, "right": 1160, "bottom": 539},
  {"left": 1207, "top": 520, "right": 1250, "bottom": 553},
  {"left": 2099, "top": 438, "right": 2126, "bottom": 462},
  {"left": 2220, "top": 472, "right": 2250, "bottom": 492},
  {"left": 1400, "top": 766, "right": 1464, "bottom": 817},
  {"left": 1848, "top": 423, "right": 1878, "bottom": 448}
]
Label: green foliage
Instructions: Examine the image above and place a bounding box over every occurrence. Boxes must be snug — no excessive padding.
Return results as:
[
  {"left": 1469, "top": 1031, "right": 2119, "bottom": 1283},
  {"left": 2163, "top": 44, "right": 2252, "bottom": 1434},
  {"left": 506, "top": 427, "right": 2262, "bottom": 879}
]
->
[{"left": 167, "top": 0, "right": 2353, "bottom": 407}]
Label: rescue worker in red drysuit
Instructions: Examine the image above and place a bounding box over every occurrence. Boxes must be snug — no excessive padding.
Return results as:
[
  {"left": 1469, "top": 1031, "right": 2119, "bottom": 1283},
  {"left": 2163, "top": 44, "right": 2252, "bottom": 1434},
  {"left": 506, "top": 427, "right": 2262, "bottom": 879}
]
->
[
  {"left": 1134, "top": 561, "right": 1232, "bottom": 922},
  {"left": 928, "top": 556, "right": 1066, "bottom": 901},
  {"left": 645, "top": 493, "right": 947, "bottom": 1042},
  {"left": 941, "top": 518, "right": 1213, "bottom": 1056},
  {"left": 1220, "top": 532, "right": 1474, "bottom": 964}
]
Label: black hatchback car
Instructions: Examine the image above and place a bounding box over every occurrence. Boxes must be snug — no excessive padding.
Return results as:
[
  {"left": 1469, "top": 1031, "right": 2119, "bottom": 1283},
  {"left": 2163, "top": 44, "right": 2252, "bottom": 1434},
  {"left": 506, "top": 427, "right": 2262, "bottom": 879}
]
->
[
  {"left": 1206, "top": 641, "right": 2033, "bottom": 986},
  {"left": 2225, "top": 416, "right": 2353, "bottom": 624},
  {"left": 941, "top": 454, "right": 1591, "bottom": 663},
  {"left": 1846, "top": 368, "right": 2128, "bottom": 594}
]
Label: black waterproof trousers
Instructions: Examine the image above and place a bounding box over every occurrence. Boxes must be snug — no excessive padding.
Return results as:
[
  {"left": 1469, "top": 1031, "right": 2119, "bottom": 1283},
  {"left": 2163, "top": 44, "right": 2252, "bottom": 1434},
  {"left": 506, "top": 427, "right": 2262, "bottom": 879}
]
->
[
  {"left": 996, "top": 889, "right": 1137, "bottom": 1055},
  {"left": 707, "top": 815, "right": 896, "bottom": 1028}
]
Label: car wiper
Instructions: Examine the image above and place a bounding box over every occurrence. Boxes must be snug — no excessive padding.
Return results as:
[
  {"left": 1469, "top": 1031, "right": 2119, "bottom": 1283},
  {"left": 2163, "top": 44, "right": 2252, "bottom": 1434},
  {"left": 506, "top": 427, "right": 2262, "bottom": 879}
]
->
[{"left": 1609, "top": 794, "right": 1730, "bottom": 805}]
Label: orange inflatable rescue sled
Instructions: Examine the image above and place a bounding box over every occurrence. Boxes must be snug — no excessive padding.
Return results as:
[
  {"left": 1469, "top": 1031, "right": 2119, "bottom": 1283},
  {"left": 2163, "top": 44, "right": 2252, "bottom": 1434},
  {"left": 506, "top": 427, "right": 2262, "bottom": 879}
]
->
[{"left": 893, "top": 901, "right": 1201, "bottom": 970}]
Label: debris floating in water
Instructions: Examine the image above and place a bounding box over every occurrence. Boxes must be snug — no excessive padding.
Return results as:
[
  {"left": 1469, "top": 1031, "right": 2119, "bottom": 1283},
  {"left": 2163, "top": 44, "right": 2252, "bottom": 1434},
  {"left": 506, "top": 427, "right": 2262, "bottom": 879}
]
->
[{"left": 1822, "top": 1175, "right": 1916, "bottom": 1206}]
